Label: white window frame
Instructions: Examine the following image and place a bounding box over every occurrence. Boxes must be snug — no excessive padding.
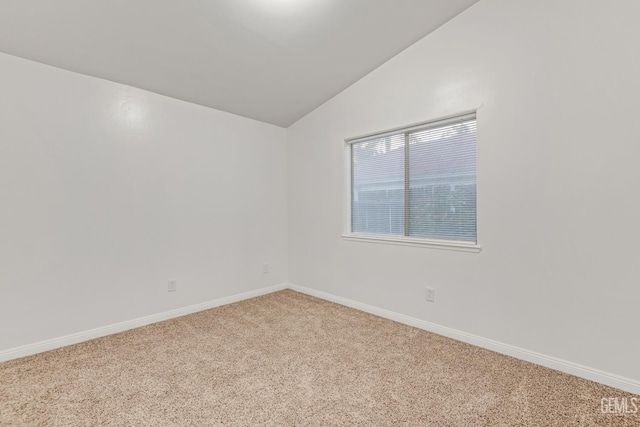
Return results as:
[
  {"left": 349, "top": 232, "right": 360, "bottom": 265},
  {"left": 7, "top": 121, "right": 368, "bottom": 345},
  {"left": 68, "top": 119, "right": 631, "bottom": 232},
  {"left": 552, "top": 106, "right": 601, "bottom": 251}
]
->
[{"left": 342, "top": 112, "right": 481, "bottom": 253}]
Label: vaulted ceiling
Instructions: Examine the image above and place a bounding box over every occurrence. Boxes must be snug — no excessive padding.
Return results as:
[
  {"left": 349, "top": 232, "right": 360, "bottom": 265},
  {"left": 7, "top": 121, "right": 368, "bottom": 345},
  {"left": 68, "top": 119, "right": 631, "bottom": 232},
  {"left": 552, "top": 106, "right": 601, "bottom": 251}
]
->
[{"left": 0, "top": 0, "right": 479, "bottom": 127}]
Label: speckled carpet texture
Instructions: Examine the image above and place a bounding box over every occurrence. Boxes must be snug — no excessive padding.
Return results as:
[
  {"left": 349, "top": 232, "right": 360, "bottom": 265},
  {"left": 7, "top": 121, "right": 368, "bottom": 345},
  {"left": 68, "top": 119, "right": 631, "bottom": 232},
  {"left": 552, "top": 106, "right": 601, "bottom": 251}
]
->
[{"left": 1, "top": 290, "right": 638, "bottom": 426}]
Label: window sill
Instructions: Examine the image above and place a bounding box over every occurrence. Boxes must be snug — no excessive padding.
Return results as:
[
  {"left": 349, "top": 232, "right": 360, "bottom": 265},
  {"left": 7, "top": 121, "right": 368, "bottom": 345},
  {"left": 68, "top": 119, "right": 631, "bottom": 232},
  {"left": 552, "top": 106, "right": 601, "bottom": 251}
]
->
[{"left": 341, "top": 233, "right": 482, "bottom": 253}]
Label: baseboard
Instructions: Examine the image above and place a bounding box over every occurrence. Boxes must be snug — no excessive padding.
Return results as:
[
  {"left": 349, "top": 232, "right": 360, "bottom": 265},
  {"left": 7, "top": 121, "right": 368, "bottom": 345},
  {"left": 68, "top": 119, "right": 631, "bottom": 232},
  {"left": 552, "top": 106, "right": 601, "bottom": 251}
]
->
[
  {"left": 0, "top": 283, "right": 288, "bottom": 363},
  {"left": 4, "top": 281, "right": 638, "bottom": 396},
  {"left": 287, "top": 283, "right": 640, "bottom": 396}
]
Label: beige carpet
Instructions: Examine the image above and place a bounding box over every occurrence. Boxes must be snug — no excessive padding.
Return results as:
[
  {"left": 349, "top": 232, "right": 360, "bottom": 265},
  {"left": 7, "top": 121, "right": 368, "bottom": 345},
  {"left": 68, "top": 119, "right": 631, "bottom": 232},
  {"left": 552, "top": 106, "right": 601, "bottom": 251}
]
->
[{"left": 0, "top": 290, "right": 638, "bottom": 426}]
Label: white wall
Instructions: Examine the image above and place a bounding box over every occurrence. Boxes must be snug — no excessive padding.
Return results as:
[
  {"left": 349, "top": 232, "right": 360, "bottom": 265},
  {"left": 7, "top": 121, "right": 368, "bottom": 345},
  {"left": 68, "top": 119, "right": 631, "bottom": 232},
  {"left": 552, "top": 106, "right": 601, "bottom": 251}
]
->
[
  {"left": 288, "top": 0, "right": 640, "bottom": 384},
  {"left": 0, "top": 53, "right": 288, "bottom": 352}
]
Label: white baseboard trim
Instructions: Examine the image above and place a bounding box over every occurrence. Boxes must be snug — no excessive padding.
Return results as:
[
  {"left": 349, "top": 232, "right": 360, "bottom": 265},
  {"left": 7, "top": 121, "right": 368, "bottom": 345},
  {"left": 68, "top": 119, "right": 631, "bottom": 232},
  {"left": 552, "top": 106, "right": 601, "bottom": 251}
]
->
[
  {"left": 0, "top": 283, "right": 288, "bottom": 363},
  {"left": 3, "top": 281, "right": 638, "bottom": 396},
  {"left": 288, "top": 283, "right": 640, "bottom": 396}
]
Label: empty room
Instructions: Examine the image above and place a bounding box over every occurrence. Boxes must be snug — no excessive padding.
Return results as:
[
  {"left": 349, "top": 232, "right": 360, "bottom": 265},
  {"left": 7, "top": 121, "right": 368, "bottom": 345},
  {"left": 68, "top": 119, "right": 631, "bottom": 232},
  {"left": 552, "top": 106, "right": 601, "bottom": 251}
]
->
[{"left": 1, "top": 0, "right": 639, "bottom": 425}]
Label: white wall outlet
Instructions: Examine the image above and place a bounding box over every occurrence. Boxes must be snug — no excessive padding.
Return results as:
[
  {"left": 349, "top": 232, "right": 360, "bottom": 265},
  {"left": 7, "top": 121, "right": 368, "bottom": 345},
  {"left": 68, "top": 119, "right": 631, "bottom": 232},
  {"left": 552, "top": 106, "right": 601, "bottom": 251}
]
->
[
  {"left": 263, "top": 263, "right": 269, "bottom": 274},
  {"left": 425, "top": 287, "right": 435, "bottom": 302},
  {"left": 168, "top": 280, "right": 177, "bottom": 292}
]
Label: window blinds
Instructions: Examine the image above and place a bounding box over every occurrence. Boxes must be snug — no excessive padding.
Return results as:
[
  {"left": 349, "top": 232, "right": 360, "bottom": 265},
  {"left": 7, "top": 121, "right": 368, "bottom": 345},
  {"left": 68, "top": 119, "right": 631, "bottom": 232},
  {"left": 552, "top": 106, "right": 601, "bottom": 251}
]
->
[{"left": 350, "top": 114, "right": 477, "bottom": 243}]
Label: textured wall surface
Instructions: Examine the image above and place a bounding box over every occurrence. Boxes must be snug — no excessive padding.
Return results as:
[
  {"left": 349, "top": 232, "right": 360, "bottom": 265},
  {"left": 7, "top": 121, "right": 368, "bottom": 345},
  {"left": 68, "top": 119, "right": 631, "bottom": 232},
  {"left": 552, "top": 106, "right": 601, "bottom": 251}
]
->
[
  {"left": 0, "top": 53, "right": 288, "bottom": 351},
  {"left": 288, "top": 0, "right": 640, "bottom": 383}
]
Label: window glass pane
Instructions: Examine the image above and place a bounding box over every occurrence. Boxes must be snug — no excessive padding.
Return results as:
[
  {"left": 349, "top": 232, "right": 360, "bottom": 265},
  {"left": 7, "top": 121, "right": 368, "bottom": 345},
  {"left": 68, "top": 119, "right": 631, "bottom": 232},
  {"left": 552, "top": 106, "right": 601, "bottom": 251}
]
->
[
  {"left": 352, "top": 134, "right": 405, "bottom": 235},
  {"left": 408, "top": 120, "right": 476, "bottom": 242}
]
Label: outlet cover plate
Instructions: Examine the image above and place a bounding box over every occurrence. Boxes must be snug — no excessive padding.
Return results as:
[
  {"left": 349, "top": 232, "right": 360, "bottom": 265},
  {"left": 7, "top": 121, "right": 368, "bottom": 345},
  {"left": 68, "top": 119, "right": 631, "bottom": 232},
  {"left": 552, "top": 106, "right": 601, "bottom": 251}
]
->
[{"left": 426, "top": 287, "right": 435, "bottom": 302}]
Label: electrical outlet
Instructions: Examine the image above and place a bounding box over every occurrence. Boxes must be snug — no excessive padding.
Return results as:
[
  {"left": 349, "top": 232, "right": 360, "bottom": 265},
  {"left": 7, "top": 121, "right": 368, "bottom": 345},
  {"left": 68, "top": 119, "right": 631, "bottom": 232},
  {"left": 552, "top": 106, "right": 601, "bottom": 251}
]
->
[
  {"left": 168, "top": 280, "right": 177, "bottom": 292},
  {"left": 263, "top": 263, "right": 269, "bottom": 274},
  {"left": 425, "top": 287, "right": 435, "bottom": 302}
]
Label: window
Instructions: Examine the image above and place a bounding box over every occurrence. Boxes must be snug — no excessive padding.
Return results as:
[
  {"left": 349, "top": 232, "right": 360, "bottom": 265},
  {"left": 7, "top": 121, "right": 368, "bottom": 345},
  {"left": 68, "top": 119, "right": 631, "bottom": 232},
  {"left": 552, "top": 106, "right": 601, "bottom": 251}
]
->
[{"left": 345, "top": 113, "right": 479, "bottom": 251}]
